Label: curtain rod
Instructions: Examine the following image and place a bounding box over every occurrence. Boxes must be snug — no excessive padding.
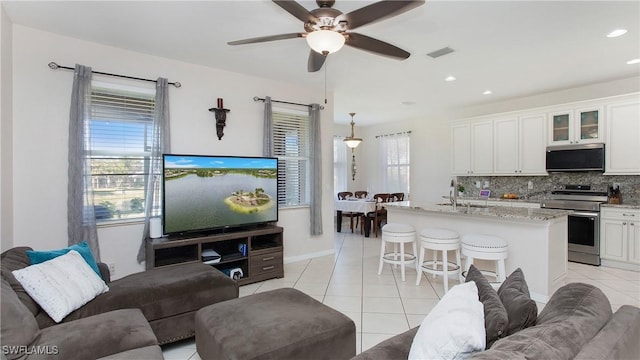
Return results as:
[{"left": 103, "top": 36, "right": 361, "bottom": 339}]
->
[
  {"left": 48, "top": 62, "right": 182, "bottom": 88},
  {"left": 375, "top": 130, "right": 412, "bottom": 139},
  {"left": 253, "top": 96, "right": 324, "bottom": 110}
]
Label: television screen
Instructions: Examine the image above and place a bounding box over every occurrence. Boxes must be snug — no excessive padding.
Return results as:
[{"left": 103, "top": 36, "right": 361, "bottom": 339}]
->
[{"left": 162, "top": 154, "right": 278, "bottom": 235}]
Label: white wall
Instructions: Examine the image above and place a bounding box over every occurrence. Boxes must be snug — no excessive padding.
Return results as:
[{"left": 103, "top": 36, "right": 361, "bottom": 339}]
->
[
  {"left": 0, "top": 4, "right": 13, "bottom": 252},
  {"left": 10, "top": 25, "right": 335, "bottom": 278},
  {"left": 354, "top": 114, "right": 453, "bottom": 204}
]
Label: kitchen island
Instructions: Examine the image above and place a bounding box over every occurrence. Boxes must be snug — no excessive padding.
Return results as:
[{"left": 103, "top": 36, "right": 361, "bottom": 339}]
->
[{"left": 385, "top": 201, "right": 572, "bottom": 302}]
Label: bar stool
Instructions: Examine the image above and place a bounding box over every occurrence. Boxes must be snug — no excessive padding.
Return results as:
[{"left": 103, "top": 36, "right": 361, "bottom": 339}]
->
[
  {"left": 461, "top": 234, "right": 509, "bottom": 285},
  {"left": 416, "top": 228, "right": 461, "bottom": 293},
  {"left": 378, "top": 223, "right": 417, "bottom": 281}
]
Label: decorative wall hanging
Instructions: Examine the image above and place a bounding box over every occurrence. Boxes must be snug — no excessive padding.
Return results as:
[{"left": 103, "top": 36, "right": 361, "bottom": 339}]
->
[{"left": 209, "top": 98, "right": 230, "bottom": 140}]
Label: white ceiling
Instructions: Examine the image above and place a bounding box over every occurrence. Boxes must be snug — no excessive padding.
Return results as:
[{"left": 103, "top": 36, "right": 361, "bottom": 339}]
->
[{"left": 3, "top": 0, "right": 639, "bottom": 125}]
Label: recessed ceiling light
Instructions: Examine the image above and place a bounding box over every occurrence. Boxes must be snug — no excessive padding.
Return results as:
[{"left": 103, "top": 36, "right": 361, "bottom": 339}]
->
[
  {"left": 607, "top": 29, "right": 627, "bottom": 38},
  {"left": 627, "top": 58, "right": 640, "bottom": 65},
  {"left": 445, "top": 76, "right": 456, "bottom": 82},
  {"left": 482, "top": 90, "right": 493, "bottom": 95}
]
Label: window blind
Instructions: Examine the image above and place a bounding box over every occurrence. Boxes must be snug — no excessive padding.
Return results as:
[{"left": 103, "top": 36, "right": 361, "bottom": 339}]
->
[
  {"left": 272, "top": 109, "right": 310, "bottom": 206},
  {"left": 89, "top": 85, "right": 157, "bottom": 221}
]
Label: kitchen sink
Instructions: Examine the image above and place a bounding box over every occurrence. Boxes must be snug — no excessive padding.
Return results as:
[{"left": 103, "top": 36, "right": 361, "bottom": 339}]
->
[{"left": 436, "top": 203, "right": 489, "bottom": 209}]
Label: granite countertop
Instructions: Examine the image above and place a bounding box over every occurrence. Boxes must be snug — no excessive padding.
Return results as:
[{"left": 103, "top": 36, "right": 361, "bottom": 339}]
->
[
  {"left": 386, "top": 201, "right": 572, "bottom": 222},
  {"left": 601, "top": 202, "right": 640, "bottom": 210}
]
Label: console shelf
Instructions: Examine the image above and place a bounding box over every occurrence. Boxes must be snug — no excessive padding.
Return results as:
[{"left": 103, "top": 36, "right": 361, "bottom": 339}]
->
[{"left": 146, "top": 226, "right": 284, "bottom": 285}]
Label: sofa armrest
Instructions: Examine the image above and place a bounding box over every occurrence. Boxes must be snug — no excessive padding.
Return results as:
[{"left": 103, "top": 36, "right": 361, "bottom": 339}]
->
[
  {"left": 97, "top": 262, "right": 111, "bottom": 283},
  {"left": 573, "top": 305, "right": 640, "bottom": 360},
  {"left": 31, "top": 309, "right": 157, "bottom": 360},
  {"left": 353, "top": 327, "right": 418, "bottom": 360}
]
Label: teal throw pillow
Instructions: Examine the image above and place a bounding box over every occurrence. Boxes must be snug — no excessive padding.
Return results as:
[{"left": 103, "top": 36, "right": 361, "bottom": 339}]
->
[{"left": 26, "top": 241, "right": 101, "bottom": 277}]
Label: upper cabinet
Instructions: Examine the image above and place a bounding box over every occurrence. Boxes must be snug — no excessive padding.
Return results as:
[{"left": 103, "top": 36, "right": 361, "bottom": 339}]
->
[
  {"left": 605, "top": 100, "right": 640, "bottom": 175},
  {"left": 493, "top": 114, "right": 547, "bottom": 175},
  {"left": 452, "top": 120, "right": 493, "bottom": 175},
  {"left": 548, "top": 106, "right": 603, "bottom": 145}
]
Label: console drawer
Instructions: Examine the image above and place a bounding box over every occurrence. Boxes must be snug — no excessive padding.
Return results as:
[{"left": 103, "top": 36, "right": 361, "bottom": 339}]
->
[{"left": 250, "top": 251, "right": 283, "bottom": 275}]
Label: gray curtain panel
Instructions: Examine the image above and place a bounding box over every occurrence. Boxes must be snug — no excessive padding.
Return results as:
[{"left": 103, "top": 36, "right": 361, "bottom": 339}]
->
[
  {"left": 309, "top": 104, "right": 322, "bottom": 235},
  {"left": 262, "top": 96, "right": 273, "bottom": 157},
  {"left": 137, "top": 78, "right": 171, "bottom": 263},
  {"left": 67, "top": 64, "right": 100, "bottom": 260}
]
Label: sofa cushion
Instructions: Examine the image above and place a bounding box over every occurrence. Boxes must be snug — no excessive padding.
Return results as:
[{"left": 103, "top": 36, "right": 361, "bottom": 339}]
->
[
  {"left": 36, "top": 309, "right": 159, "bottom": 360},
  {"left": 26, "top": 240, "right": 101, "bottom": 277},
  {"left": 1, "top": 279, "right": 40, "bottom": 360},
  {"left": 471, "top": 282, "right": 613, "bottom": 359},
  {"left": 465, "top": 264, "right": 508, "bottom": 347},
  {"left": 497, "top": 268, "right": 537, "bottom": 335},
  {"left": 408, "top": 281, "right": 485, "bottom": 359},
  {"left": 12, "top": 250, "right": 109, "bottom": 322},
  {"left": 1, "top": 247, "right": 41, "bottom": 316}
]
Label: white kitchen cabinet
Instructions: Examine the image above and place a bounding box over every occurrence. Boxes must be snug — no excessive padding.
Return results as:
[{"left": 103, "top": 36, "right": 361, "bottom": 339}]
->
[
  {"left": 494, "top": 114, "right": 546, "bottom": 175},
  {"left": 452, "top": 120, "right": 493, "bottom": 175},
  {"left": 601, "top": 207, "right": 640, "bottom": 266},
  {"left": 605, "top": 100, "right": 640, "bottom": 175},
  {"left": 548, "top": 106, "right": 603, "bottom": 145}
]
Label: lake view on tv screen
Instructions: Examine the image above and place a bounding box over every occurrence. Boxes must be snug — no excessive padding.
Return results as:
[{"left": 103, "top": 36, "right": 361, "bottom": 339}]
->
[{"left": 163, "top": 155, "right": 278, "bottom": 234}]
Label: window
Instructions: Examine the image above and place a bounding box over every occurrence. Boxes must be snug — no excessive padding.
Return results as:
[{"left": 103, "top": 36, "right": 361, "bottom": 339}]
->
[
  {"left": 333, "top": 136, "right": 348, "bottom": 192},
  {"left": 272, "top": 107, "right": 310, "bottom": 207},
  {"left": 379, "top": 133, "right": 411, "bottom": 195},
  {"left": 88, "top": 82, "right": 158, "bottom": 222}
]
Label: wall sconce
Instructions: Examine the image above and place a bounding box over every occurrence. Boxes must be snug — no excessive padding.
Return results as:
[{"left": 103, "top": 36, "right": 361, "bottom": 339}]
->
[
  {"left": 208, "top": 98, "right": 230, "bottom": 140},
  {"left": 344, "top": 112, "right": 362, "bottom": 148}
]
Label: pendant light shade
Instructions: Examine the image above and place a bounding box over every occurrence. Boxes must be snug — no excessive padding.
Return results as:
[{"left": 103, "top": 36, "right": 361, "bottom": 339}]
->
[
  {"left": 306, "top": 30, "right": 345, "bottom": 55},
  {"left": 344, "top": 113, "right": 363, "bottom": 148}
]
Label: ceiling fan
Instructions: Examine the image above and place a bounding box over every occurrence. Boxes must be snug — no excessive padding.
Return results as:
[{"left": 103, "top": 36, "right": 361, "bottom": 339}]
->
[{"left": 228, "top": 0, "right": 425, "bottom": 72}]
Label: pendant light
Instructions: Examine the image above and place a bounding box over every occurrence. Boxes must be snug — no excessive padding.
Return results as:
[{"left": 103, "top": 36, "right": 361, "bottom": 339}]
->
[{"left": 344, "top": 113, "right": 363, "bottom": 148}]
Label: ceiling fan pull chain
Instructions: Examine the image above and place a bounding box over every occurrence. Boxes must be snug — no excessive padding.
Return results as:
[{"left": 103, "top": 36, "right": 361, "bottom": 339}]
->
[{"left": 324, "top": 55, "right": 328, "bottom": 104}]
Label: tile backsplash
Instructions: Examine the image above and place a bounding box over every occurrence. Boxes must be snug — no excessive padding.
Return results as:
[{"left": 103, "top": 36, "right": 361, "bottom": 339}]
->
[{"left": 457, "top": 173, "right": 640, "bottom": 204}]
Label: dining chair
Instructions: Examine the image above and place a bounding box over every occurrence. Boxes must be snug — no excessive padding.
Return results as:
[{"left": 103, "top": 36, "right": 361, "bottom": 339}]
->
[
  {"left": 337, "top": 191, "right": 358, "bottom": 233},
  {"left": 352, "top": 191, "right": 368, "bottom": 234},
  {"left": 365, "top": 193, "right": 391, "bottom": 237},
  {"left": 391, "top": 192, "right": 404, "bottom": 202}
]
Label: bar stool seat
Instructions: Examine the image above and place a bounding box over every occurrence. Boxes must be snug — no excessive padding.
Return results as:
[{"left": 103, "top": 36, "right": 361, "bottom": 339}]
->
[
  {"left": 461, "top": 234, "right": 509, "bottom": 285},
  {"left": 378, "top": 223, "right": 417, "bottom": 282},
  {"left": 416, "top": 228, "right": 461, "bottom": 293}
]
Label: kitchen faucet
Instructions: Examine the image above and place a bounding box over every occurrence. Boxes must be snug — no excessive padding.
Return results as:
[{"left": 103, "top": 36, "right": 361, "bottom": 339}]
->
[{"left": 450, "top": 178, "right": 457, "bottom": 210}]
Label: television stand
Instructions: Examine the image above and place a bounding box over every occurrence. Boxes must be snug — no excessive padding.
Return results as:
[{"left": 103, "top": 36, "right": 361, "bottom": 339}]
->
[{"left": 145, "top": 226, "right": 284, "bottom": 285}]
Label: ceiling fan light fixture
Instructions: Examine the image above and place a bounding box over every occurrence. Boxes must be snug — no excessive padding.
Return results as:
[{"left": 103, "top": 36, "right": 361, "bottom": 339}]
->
[{"left": 306, "top": 30, "right": 345, "bottom": 54}]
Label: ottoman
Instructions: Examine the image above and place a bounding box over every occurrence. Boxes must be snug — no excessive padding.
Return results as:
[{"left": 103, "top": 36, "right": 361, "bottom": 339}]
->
[{"left": 195, "top": 288, "right": 356, "bottom": 360}]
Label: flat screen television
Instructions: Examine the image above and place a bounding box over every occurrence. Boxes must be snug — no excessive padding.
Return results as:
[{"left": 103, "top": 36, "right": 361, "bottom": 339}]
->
[{"left": 162, "top": 154, "right": 278, "bottom": 235}]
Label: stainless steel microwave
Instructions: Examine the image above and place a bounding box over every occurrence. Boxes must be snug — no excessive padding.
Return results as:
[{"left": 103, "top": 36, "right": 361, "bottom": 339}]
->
[{"left": 545, "top": 143, "right": 605, "bottom": 172}]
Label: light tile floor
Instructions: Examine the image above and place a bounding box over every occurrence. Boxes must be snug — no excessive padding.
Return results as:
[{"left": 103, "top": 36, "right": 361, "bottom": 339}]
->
[{"left": 162, "top": 230, "right": 640, "bottom": 359}]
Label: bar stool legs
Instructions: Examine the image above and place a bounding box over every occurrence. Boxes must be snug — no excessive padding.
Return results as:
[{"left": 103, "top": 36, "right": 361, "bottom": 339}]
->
[
  {"left": 415, "top": 228, "right": 461, "bottom": 293},
  {"left": 378, "top": 223, "right": 417, "bottom": 282}
]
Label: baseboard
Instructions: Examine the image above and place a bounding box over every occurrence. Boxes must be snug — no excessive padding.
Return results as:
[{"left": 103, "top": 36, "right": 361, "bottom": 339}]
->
[
  {"left": 284, "top": 249, "right": 335, "bottom": 264},
  {"left": 601, "top": 259, "right": 640, "bottom": 272}
]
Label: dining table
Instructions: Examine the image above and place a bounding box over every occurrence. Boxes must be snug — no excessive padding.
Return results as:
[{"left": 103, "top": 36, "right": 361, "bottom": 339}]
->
[{"left": 334, "top": 199, "right": 377, "bottom": 237}]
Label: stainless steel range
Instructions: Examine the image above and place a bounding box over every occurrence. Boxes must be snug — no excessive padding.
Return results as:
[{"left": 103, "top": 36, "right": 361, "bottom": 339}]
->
[{"left": 541, "top": 185, "right": 608, "bottom": 266}]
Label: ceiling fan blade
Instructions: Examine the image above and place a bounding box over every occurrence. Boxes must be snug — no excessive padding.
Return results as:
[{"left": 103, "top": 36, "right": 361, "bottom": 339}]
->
[
  {"left": 272, "top": 0, "right": 319, "bottom": 24},
  {"left": 228, "top": 33, "right": 304, "bottom": 45},
  {"left": 340, "top": 0, "right": 425, "bottom": 30},
  {"left": 345, "top": 32, "right": 410, "bottom": 59},
  {"left": 308, "top": 50, "right": 326, "bottom": 72}
]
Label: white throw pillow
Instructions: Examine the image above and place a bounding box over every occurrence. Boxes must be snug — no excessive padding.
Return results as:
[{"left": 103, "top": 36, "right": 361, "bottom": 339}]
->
[
  {"left": 408, "top": 281, "right": 486, "bottom": 360},
  {"left": 12, "top": 250, "right": 109, "bottom": 323}
]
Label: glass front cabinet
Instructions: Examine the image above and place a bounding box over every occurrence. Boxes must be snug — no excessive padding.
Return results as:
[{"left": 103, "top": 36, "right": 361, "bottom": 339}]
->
[{"left": 549, "top": 106, "right": 603, "bottom": 145}]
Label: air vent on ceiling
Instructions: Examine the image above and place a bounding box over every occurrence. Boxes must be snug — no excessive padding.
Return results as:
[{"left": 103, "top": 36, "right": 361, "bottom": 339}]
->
[{"left": 427, "top": 47, "right": 455, "bottom": 59}]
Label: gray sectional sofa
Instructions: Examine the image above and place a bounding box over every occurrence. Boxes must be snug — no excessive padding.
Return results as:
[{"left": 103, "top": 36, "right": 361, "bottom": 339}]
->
[
  {"left": 354, "top": 282, "right": 640, "bottom": 360},
  {"left": 1, "top": 246, "right": 239, "bottom": 360}
]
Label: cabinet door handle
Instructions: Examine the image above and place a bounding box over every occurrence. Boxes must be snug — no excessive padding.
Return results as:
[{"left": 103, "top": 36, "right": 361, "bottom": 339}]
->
[
  {"left": 262, "top": 265, "right": 275, "bottom": 271},
  {"left": 623, "top": 214, "right": 636, "bottom": 217},
  {"left": 623, "top": 222, "right": 627, "bottom": 225},
  {"left": 262, "top": 256, "right": 275, "bottom": 261}
]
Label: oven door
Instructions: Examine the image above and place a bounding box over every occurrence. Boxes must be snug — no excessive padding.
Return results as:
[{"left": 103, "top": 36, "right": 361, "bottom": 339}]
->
[{"left": 567, "top": 211, "right": 600, "bottom": 255}]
